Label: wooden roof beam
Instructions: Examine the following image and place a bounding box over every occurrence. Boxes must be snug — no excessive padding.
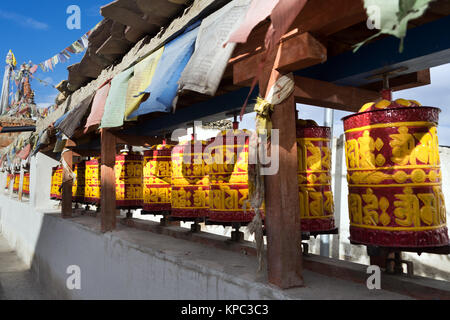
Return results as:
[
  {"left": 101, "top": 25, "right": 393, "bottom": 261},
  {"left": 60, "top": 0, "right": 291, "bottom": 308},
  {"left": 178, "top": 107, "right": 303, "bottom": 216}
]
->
[
  {"left": 233, "top": 32, "right": 327, "bottom": 86},
  {"left": 294, "top": 76, "right": 380, "bottom": 112},
  {"left": 361, "top": 69, "right": 431, "bottom": 92},
  {"left": 230, "top": 0, "right": 366, "bottom": 65},
  {"left": 101, "top": 2, "right": 160, "bottom": 34}
]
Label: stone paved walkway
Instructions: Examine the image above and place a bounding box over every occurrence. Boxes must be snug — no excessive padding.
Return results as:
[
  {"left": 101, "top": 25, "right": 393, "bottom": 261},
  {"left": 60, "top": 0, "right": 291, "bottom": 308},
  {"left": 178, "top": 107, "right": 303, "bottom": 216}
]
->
[{"left": 0, "top": 233, "right": 49, "bottom": 300}]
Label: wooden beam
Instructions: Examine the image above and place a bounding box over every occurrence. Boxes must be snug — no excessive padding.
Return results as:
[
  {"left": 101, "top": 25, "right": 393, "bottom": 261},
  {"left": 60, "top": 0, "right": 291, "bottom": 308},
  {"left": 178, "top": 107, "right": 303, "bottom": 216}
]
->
[
  {"left": 229, "top": 0, "right": 366, "bottom": 65},
  {"left": 70, "top": 149, "right": 101, "bottom": 157},
  {"left": 233, "top": 32, "right": 327, "bottom": 86},
  {"left": 101, "top": 3, "right": 159, "bottom": 33},
  {"left": 260, "top": 50, "right": 303, "bottom": 289},
  {"left": 361, "top": 69, "right": 431, "bottom": 92},
  {"left": 294, "top": 76, "right": 380, "bottom": 112},
  {"left": 62, "top": 150, "right": 73, "bottom": 218},
  {"left": 291, "top": 0, "right": 366, "bottom": 37},
  {"left": 296, "top": 14, "right": 450, "bottom": 87},
  {"left": 101, "top": 129, "right": 117, "bottom": 232},
  {"left": 114, "top": 133, "right": 164, "bottom": 147}
]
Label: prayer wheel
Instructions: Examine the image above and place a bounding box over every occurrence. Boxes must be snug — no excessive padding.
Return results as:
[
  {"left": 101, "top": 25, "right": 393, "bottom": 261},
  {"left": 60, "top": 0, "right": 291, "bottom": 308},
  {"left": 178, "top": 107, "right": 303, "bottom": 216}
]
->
[
  {"left": 85, "top": 158, "right": 101, "bottom": 205},
  {"left": 6, "top": 173, "right": 12, "bottom": 189},
  {"left": 115, "top": 152, "right": 143, "bottom": 209},
  {"left": 171, "top": 139, "right": 210, "bottom": 219},
  {"left": 207, "top": 128, "right": 256, "bottom": 223},
  {"left": 296, "top": 120, "right": 336, "bottom": 233},
  {"left": 142, "top": 143, "right": 175, "bottom": 214},
  {"left": 343, "top": 99, "right": 449, "bottom": 248},
  {"left": 13, "top": 173, "right": 20, "bottom": 193},
  {"left": 50, "top": 166, "right": 63, "bottom": 200},
  {"left": 72, "top": 161, "right": 86, "bottom": 203},
  {"left": 23, "top": 172, "right": 30, "bottom": 195}
]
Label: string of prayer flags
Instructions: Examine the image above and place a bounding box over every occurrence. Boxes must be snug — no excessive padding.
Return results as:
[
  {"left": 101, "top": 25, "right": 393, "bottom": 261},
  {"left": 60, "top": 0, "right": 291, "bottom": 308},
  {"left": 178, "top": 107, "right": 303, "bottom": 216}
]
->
[{"left": 36, "top": 26, "right": 94, "bottom": 72}]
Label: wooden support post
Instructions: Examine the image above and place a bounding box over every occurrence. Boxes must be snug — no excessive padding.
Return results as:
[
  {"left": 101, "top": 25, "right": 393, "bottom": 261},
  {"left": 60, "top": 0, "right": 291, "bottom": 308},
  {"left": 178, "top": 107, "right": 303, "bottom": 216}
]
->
[
  {"left": 260, "top": 51, "right": 303, "bottom": 289},
  {"left": 101, "top": 129, "right": 116, "bottom": 232},
  {"left": 61, "top": 149, "right": 73, "bottom": 218}
]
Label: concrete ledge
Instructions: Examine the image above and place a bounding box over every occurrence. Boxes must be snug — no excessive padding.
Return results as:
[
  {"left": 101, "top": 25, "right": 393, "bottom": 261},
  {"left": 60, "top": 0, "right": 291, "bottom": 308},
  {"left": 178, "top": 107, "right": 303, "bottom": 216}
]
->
[
  {"left": 120, "top": 217, "right": 450, "bottom": 300},
  {"left": 0, "top": 196, "right": 413, "bottom": 299}
]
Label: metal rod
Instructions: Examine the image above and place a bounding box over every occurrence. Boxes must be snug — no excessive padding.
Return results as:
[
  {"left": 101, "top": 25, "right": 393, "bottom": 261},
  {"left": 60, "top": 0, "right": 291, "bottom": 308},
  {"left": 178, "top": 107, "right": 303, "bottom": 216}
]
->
[
  {"left": 0, "top": 126, "right": 36, "bottom": 133},
  {"left": 320, "top": 108, "right": 334, "bottom": 258}
]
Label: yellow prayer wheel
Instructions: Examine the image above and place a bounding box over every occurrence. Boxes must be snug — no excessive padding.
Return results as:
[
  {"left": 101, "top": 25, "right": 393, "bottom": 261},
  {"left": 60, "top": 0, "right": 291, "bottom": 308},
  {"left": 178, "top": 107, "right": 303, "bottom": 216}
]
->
[
  {"left": 142, "top": 143, "right": 175, "bottom": 214},
  {"left": 23, "top": 172, "right": 30, "bottom": 195},
  {"left": 13, "top": 173, "right": 20, "bottom": 193},
  {"left": 207, "top": 128, "right": 257, "bottom": 224},
  {"left": 343, "top": 99, "right": 449, "bottom": 248},
  {"left": 115, "top": 152, "right": 143, "bottom": 209},
  {"left": 171, "top": 139, "right": 210, "bottom": 220},
  {"left": 72, "top": 161, "right": 86, "bottom": 203},
  {"left": 296, "top": 120, "right": 336, "bottom": 233},
  {"left": 6, "top": 173, "right": 12, "bottom": 189},
  {"left": 50, "top": 166, "right": 63, "bottom": 200},
  {"left": 85, "top": 158, "right": 101, "bottom": 205}
]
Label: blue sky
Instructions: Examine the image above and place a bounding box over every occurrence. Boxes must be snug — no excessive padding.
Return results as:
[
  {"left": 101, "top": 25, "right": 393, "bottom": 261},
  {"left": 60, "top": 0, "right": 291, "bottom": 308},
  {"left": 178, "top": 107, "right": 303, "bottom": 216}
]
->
[
  {"left": 0, "top": 1, "right": 109, "bottom": 109},
  {"left": 1, "top": 1, "right": 449, "bottom": 146}
]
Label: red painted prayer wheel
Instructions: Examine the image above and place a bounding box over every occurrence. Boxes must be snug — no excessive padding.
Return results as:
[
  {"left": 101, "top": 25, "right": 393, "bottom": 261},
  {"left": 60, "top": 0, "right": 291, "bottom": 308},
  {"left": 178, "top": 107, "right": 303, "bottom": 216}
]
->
[
  {"left": 72, "top": 161, "right": 86, "bottom": 203},
  {"left": 13, "top": 173, "right": 20, "bottom": 193},
  {"left": 207, "top": 129, "right": 257, "bottom": 223},
  {"left": 171, "top": 139, "right": 210, "bottom": 219},
  {"left": 115, "top": 152, "right": 143, "bottom": 209},
  {"left": 296, "top": 121, "right": 336, "bottom": 233},
  {"left": 6, "top": 173, "right": 12, "bottom": 189},
  {"left": 142, "top": 143, "right": 175, "bottom": 214},
  {"left": 23, "top": 172, "right": 30, "bottom": 195},
  {"left": 343, "top": 99, "right": 449, "bottom": 248},
  {"left": 50, "top": 166, "right": 63, "bottom": 200},
  {"left": 85, "top": 158, "right": 101, "bottom": 205}
]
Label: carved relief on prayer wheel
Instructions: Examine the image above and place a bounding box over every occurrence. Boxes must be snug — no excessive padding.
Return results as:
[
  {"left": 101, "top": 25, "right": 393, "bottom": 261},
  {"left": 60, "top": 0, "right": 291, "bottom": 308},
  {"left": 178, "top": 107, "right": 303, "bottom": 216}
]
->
[
  {"left": 142, "top": 143, "right": 175, "bottom": 214},
  {"left": 207, "top": 129, "right": 256, "bottom": 223},
  {"left": 50, "top": 166, "right": 63, "bottom": 200},
  {"left": 85, "top": 158, "right": 101, "bottom": 205},
  {"left": 171, "top": 139, "right": 210, "bottom": 219},
  {"left": 23, "top": 172, "right": 30, "bottom": 195},
  {"left": 72, "top": 161, "right": 86, "bottom": 203},
  {"left": 115, "top": 152, "right": 143, "bottom": 209},
  {"left": 296, "top": 120, "right": 336, "bottom": 233},
  {"left": 343, "top": 99, "right": 449, "bottom": 248},
  {"left": 13, "top": 173, "right": 20, "bottom": 193}
]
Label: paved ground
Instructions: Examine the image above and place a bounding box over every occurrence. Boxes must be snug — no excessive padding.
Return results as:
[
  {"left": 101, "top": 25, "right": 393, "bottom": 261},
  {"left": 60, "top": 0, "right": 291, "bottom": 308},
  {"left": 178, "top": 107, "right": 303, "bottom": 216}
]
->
[{"left": 0, "top": 233, "right": 50, "bottom": 300}]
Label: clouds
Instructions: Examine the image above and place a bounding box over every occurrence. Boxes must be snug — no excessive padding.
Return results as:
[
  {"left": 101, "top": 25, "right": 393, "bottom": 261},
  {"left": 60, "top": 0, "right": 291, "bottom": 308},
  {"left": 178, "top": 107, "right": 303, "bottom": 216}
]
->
[{"left": 0, "top": 9, "right": 49, "bottom": 30}]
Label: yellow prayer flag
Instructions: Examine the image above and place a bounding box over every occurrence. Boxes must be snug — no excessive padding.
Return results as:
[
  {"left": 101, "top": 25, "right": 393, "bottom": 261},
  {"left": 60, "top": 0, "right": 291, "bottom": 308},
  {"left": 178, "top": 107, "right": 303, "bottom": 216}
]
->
[
  {"left": 6, "top": 50, "right": 16, "bottom": 67},
  {"left": 124, "top": 47, "right": 164, "bottom": 120}
]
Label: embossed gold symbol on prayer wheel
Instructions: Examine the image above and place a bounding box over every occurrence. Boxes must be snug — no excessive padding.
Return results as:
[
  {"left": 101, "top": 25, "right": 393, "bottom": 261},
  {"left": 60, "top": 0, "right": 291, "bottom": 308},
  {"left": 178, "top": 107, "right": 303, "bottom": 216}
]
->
[
  {"left": 13, "top": 173, "right": 20, "bottom": 193},
  {"left": 207, "top": 128, "right": 257, "bottom": 223},
  {"left": 50, "top": 166, "right": 63, "bottom": 200},
  {"left": 142, "top": 143, "right": 174, "bottom": 214},
  {"left": 297, "top": 120, "right": 336, "bottom": 233},
  {"left": 171, "top": 139, "right": 210, "bottom": 219},
  {"left": 115, "top": 152, "right": 143, "bottom": 209},
  {"left": 343, "top": 99, "right": 449, "bottom": 248},
  {"left": 85, "top": 158, "right": 101, "bottom": 205},
  {"left": 23, "top": 172, "right": 30, "bottom": 195},
  {"left": 72, "top": 161, "right": 86, "bottom": 203}
]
